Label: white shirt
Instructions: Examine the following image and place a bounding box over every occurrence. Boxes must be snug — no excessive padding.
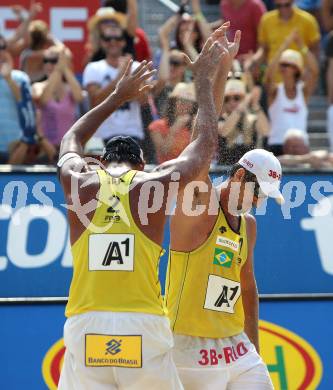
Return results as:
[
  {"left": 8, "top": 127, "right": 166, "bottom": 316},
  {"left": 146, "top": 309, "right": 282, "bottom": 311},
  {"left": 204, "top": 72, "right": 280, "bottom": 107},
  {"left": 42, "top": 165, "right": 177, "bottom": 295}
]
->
[
  {"left": 83, "top": 59, "right": 144, "bottom": 140},
  {"left": 268, "top": 82, "right": 308, "bottom": 145}
]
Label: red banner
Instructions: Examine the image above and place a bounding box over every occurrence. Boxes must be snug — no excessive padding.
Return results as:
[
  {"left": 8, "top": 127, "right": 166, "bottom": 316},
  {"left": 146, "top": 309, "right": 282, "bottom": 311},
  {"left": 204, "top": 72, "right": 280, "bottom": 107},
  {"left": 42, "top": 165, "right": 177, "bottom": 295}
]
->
[{"left": 0, "top": 0, "right": 100, "bottom": 73}]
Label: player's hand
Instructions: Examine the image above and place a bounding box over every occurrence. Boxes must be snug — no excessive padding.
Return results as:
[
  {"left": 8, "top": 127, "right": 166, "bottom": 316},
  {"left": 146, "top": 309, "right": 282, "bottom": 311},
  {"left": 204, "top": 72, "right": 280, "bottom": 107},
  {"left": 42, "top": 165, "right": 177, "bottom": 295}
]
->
[
  {"left": 113, "top": 59, "right": 156, "bottom": 103},
  {"left": 212, "top": 22, "right": 241, "bottom": 61},
  {"left": 182, "top": 37, "right": 227, "bottom": 80}
]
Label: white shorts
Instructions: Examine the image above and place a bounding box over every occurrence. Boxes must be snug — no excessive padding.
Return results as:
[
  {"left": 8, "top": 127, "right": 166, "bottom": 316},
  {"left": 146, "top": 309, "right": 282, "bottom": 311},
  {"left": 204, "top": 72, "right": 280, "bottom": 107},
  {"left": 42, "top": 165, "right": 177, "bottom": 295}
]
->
[
  {"left": 58, "top": 311, "right": 183, "bottom": 390},
  {"left": 173, "top": 332, "right": 273, "bottom": 390}
]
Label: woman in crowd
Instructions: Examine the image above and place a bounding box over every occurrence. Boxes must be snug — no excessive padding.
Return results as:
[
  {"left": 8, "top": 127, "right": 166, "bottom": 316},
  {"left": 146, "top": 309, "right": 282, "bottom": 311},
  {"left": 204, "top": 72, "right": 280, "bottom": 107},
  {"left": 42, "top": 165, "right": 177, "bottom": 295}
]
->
[
  {"left": 32, "top": 46, "right": 83, "bottom": 153},
  {"left": 149, "top": 82, "right": 197, "bottom": 164},
  {"left": 265, "top": 30, "right": 319, "bottom": 156},
  {"left": 217, "top": 78, "right": 270, "bottom": 164},
  {"left": 154, "top": 21, "right": 188, "bottom": 116},
  {"left": 19, "top": 20, "right": 63, "bottom": 83}
]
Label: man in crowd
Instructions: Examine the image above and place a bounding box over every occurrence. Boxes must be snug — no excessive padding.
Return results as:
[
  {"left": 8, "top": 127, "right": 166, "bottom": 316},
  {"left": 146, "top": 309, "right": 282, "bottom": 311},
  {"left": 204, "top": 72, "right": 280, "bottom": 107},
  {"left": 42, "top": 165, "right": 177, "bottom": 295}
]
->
[
  {"left": 249, "top": 0, "right": 320, "bottom": 69},
  {"left": 83, "top": 23, "right": 145, "bottom": 145}
]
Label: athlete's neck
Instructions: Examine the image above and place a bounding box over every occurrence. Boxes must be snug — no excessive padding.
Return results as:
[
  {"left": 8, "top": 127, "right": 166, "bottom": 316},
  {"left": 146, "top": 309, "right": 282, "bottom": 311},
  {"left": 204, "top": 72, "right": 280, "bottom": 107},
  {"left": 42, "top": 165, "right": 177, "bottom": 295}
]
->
[
  {"left": 219, "top": 184, "right": 241, "bottom": 232},
  {"left": 106, "top": 162, "right": 133, "bottom": 177}
]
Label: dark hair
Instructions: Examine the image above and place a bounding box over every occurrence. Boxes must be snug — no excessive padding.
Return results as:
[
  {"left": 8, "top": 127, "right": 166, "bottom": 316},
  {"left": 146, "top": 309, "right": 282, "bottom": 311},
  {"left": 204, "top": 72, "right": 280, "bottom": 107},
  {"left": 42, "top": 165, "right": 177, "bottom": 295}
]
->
[
  {"left": 175, "top": 19, "right": 202, "bottom": 53},
  {"left": 102, "top": 137, "right": 143, "bottom": 165},
  {"left": 103, "top": 0, "right": 127, "bottom": 13}
]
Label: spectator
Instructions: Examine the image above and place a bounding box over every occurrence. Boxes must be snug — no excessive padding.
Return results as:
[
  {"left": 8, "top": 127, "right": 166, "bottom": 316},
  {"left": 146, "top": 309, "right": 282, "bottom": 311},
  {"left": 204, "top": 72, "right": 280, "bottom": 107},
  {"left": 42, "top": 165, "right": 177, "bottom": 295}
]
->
[
  {"left": 83, "top": 25, "right": 145, "bottom": 144},
  {"left": 219, "top": 0, "right": 266, "bottom": 61},
  {"left": 5, "top": 2, "right": 43, "bottom": 57},
  {"left": 249, "top": 0, "right": 320, "bottom": 72},
  {"left": 279, "top": 128, "right": 333, "bottom": 167},
  {"left": 154, "top": 19, "right": 188, "bottom": 116},
  {"left": 86, "top": 2, "right": 151, "bottom": 64},
  {"left": 32, "top": 46, "right": 83, "bottom": 151},
  {"left": 20, "top": 20, "right": 64, "bottom": 83},
  {"left": 104, "top": 0, "right": 152, "bottom": 61},
  {"left": 323, "top": 0, "right": 333, "bottom": 152},
  {"left": 217, "top": 79, "right": 270, "bottom": 164},
  {"left": 148, "top": 82, "right": 197, "bottom": 164},
  {"left": 0, "top": 36, "right": 31, "bottom": 163},
  {"left": 158, "top": 1, "right": 211, "bottom": 63},
  {"left": 265, "top": 31, "right": 318, "bottom": 155}
]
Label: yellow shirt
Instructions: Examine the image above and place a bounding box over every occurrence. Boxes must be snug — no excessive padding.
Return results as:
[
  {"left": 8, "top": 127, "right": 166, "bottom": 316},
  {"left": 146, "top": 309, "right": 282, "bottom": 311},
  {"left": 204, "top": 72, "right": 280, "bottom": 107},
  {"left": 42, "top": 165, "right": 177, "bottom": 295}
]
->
[
  {"left": 165, "top": 208, "right": 248, "bottom": 339},
  {"left": 258, "top": 7, "right": 320, "bottom": 63},
  {"left": 65, "top": 169, "right": 166, "bottom": 317}
]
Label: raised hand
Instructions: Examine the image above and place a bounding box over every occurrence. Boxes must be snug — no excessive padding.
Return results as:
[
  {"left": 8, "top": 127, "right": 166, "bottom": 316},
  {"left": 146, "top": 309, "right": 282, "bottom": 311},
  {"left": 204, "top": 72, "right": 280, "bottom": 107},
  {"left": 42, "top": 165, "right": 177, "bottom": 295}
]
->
[
  {"left": 211, "top": 22, "right": 241, "bottom": 62},
  {"left": 113, "top": 60, "right": 156, "bottom": 103},
  {"left": 183, "top": 37, "right": 227, "bottom": 80}
]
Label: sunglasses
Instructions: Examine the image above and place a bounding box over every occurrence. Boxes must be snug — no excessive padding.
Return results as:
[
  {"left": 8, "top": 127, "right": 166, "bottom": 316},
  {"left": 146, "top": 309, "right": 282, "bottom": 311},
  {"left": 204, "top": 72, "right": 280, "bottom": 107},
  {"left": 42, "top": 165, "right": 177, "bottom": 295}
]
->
[
  {"left": 276, "top": 2, "right": 292, "bottom": 8},
  {"left": 43, "top": 57, "right": 58, "bottom": 64},
  {"left": 101, "top": 35, "right": 124, "bottom": 42},
  {"left": 225, "top": 95, "right": 243, "bottom": 103},
  {"left": 170, "top": 59, "right": 184, "bottom": 67},
  {"left": 279, "top": 62, "right": 295, "bottom": 69}
]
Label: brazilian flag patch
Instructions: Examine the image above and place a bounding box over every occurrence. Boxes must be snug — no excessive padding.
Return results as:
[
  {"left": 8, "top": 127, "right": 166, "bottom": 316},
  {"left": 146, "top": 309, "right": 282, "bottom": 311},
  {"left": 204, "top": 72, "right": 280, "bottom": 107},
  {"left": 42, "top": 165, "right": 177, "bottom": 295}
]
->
[{"left": 213, "top": 248, "right": 234, "bottom": 268}]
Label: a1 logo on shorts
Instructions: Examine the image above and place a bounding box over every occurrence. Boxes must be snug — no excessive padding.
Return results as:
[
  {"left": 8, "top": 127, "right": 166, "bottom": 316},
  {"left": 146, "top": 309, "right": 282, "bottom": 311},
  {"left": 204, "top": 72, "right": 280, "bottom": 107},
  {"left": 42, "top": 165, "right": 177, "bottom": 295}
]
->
[
  {"left": 204, "top": 275, "right": 241, "bottom": 313},
  {"left": 89, "top": 234, "right": 134, "bottom": 271}
]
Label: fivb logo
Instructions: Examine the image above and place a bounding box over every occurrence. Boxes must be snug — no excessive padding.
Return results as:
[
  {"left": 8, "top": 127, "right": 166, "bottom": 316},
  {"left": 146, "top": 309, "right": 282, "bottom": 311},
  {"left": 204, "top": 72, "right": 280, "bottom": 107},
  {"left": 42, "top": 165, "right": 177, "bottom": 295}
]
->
[{"left": 89, "top": 234, "right": 135, "bottom": 271}]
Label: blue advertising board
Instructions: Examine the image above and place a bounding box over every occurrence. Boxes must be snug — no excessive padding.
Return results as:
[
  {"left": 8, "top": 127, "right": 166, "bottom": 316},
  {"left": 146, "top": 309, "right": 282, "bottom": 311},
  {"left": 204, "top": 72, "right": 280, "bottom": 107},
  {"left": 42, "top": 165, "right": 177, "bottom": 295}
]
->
[
  {"left": 0, "top": 299, "right": 331, "bottom": 390},
  {"left": 0, "top": 169, "right": 333, "bottom": 297}
]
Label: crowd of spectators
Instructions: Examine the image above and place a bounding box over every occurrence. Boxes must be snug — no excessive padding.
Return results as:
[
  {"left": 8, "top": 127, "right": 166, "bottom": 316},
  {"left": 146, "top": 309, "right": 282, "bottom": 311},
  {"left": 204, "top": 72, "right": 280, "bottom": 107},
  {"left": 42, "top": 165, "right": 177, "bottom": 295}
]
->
[{"left": 1, "top": 0, "right": 333, "bottom": 168}]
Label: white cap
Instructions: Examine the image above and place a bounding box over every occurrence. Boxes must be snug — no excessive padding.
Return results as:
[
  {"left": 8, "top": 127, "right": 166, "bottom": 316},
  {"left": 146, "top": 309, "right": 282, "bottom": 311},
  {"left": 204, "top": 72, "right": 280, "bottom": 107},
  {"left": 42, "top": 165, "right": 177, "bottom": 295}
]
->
[{"left": 238, "top": 149, "right": 284, "bottom": 203}]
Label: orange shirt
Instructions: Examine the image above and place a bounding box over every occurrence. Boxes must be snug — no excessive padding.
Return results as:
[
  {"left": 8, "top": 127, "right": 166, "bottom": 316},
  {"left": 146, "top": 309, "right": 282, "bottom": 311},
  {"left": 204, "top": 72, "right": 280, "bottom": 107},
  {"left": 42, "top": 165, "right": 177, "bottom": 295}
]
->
[{"left": 149, "top": 119, "right": 191, "bottom": 164}]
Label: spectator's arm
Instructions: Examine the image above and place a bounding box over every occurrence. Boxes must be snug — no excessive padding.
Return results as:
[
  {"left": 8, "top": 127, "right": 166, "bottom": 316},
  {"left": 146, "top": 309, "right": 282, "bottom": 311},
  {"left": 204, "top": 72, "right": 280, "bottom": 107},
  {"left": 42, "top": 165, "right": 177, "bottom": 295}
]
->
[
  {"left": 35, "top": 69, "right": 62, "bottom": 105},
  {"left": 0, "top": 63, "right": 21, "bottom": 101},
  {"left": 322, "top": 0, "right": 333, "bottom": 32},
  {"left": 126, "top": 0, "right": 138, "bottom": 37},
  {"left": 159, "top": 14, "right": 181, "bottom": 45},
  {"left": 63, "top": 67, "right": 84, "bottom": 103},
  {"left": 303, "top": 48, "right": 319, "bottom": 101},
  {"left": 8, "top": 142, "right": 29, "bottom": 164},
  {"left": 254, "top": 110, "right": 270, "bottom": 136},
  {"left": 191, "top": 0, "right": 212, "bottom": 41}
]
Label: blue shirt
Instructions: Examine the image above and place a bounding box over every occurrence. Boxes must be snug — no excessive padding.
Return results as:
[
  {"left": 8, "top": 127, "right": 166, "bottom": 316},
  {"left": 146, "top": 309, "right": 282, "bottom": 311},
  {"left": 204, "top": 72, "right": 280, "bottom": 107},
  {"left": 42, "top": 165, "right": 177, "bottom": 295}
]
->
[{"left": 0, "top": 70, "right": 29, "bottom": 152}]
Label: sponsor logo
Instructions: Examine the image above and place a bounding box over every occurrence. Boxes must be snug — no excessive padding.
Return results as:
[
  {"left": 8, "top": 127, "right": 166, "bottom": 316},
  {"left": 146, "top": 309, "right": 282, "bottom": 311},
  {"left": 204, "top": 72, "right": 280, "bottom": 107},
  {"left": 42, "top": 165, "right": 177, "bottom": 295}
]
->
[
  {"left": 219, "top": 226, "right": 227, "bottom": 234},
  {"left": 42, "top": 338, "right": 66, "bottom": 390},
  {"left": 213, "top": 248, "right": 234, "bottom": 268},
  {"left": 204, "top": 275, "right": 241, "bottom": 313},
  {"left": 216, "top": 236, "right": 239, "bottom": 251},
  {"left": 85, "top": 334, "right": 142, "bottom": 368},
  {"left": 242, "top": 158, "right": 254, "bottom": 169},
  {"left": 260, "top": 320, "right": 322, "bottom": 390},
  {"left": 106, "top": 339, "right": 122, "bottom": 355},
  {"left": 198, "top": 341, "right": 248, "bottom": 366}
]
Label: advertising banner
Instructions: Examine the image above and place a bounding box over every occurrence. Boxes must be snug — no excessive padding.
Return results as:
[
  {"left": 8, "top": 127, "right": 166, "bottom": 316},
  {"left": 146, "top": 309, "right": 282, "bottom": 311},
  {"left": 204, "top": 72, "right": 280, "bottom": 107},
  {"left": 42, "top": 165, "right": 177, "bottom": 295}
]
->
[
  {"left": 0, "top": 300, "right": 331, "bottom": 389},
  {"left": 0, "top": 170, "right": 333, "bottom": 297},
  {"left": 0, "top": 0, "right": 100, "bottom": 73}
]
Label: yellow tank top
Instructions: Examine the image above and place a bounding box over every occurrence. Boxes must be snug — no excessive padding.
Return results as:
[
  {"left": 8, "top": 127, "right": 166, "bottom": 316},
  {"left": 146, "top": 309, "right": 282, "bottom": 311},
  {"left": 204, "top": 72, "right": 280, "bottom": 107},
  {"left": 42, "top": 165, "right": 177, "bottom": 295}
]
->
[
  {"left": 165, "top": 208, "right": 248, "bottom": 338},
  {"left": 66, "top": 169, "right": 166, "bottom": 317}
]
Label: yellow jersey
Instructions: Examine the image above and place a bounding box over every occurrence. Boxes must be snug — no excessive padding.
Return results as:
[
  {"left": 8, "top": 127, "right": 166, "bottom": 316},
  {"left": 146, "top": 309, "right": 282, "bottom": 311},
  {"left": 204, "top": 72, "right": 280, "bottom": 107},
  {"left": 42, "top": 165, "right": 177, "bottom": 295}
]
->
[
  {"left": 258, "top": 7, "right": 320, "bottom": 63},
  {"left": 65, "top": 169, "right": 166, "bottom": 317},
  {"left": 165, "top": 208, "right": 248, "bottom": 339}
]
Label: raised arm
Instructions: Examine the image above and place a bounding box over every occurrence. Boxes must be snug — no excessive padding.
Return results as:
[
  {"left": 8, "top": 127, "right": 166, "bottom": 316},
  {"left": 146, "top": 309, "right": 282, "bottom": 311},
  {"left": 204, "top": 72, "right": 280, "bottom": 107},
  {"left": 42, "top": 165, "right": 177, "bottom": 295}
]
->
[
  {"left": 191, "top": 0, "right": 212, "bottom": 41},
  {"left": 59, "top": 60, "right": 155, "bottom": 161},
  {"left": 154, "top": 30, "right": 233, "bottom": 184},
  {"left": 126, "top": 0, "right": 138, "bottom": 37}
]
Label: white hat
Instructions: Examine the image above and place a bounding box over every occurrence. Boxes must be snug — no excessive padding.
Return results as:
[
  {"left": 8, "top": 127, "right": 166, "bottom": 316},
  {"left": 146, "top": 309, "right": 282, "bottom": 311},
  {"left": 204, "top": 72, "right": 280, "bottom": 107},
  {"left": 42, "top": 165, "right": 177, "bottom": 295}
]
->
[
  {"left": 225, "top": 79, "right": 246, "bottom": 96},
  {"left": 238, "top": 149, "right": 284, "bottom": 203},
  {"left": 88, "top": 7, "right": 127, "bottom": 31},
  {"left": 170, "top": 82, "right": 196, "bottom": 101},
  {"left": 279, "top": 49, "right": 304, "bottom": 72}
]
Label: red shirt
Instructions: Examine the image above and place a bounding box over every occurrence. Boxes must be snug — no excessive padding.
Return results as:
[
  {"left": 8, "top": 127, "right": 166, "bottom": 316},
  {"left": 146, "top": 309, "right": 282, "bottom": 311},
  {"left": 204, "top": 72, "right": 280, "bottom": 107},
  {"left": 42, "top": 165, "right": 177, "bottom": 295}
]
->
[{"left": 220, "top": 0, "right": 266, "bottom": 56}]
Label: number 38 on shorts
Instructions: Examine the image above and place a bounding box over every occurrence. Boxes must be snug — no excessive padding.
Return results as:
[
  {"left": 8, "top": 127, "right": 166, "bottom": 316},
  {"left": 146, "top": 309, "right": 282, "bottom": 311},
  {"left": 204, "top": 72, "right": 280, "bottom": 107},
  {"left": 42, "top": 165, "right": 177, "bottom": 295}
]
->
[{"left": 204, "top": 275, "right": 241, "bottom": 313}]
